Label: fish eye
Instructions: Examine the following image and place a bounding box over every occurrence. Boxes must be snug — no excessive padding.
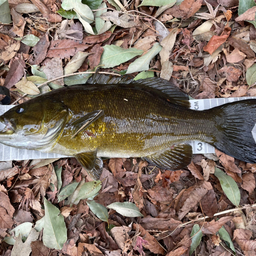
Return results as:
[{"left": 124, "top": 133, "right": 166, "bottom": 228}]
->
[{"left": 16, "top": 107, "right": 24, "bottom": 114}]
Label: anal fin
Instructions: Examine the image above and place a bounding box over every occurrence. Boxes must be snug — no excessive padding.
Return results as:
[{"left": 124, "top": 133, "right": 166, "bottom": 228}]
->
[
  {"left": 143, "top": 144, "right": 192, "bottom": 170},
  {"left": 75, "top": 151, "right": 103, "bottom": 180}
]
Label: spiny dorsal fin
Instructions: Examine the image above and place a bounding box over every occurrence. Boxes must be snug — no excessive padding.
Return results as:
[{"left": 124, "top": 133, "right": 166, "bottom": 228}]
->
[
  {"left": 87, "top": 74, "right": 190, "bottom": 108},
  {"left": 143, "top": 144, "right": 192, "bottom": 170},
  {"left": 87, "top": 73, "right": 133, "bottom": 85},
  {"left": 131, "top": 78, "right": 190, "bottom": 108}
]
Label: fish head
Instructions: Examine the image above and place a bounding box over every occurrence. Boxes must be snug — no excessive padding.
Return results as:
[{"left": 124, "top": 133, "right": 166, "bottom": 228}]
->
[{"left": 0, "top": 98, "right": 69, "bottom": 150}]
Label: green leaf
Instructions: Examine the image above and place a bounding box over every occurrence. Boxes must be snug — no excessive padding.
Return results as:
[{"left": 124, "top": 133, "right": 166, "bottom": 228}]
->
[
  {"left": 107, "top": 202, "right": 143, "bottom": 217},
  {"left": 218, "top": 226, "right": 235, "bottom": 252},
  {"left": 134, "top": 71, "right": 154, "bottom": 80},
  {"left": 68, "top": 180, "right": 102, "bottom": 205},
  {"left": 189, "top": 224, "right": 203, "bottom": 255},
  {"left": 214, "top": 168, "right": 241, "bottom": 207},
  {"left": 82, "top": 0, "right": 102, "bottom": 10},
  {"left": 246, "top": 64, "right": 256, "bottom": 87},
  {"left": 139, "top": 0, "right": 176, "bottom": 7},
  {"left": 64, "top": 72, "right": 92, "bottom": 85},
  {"left": 87, "top": 200, "right": 109, "bottom": 222},
  {"left": 43, "top": 198, "right": 67, "bottom": 249},
  {"left": 34, "top": 217, "right": 45, "bottom": 232},
  {"left": 126, "top": 43, "right": 162, "bottom": 74},
  {"left": 4, "top": 222, "right": 33, "bottom": 245},
  {"left": 54, "top": 165, "right": 62, "bottom": 191},
  {"left": 21, "top": 34, "right": 40, "bottom": 47},
  {"left": 57, "top": 8, "right": 78, "bottom": 19},
  {"left": 0, "top": 0, "right": 11, "bottom": 24},
  {"left": 31, "top": 65, "right": 47, "bottom": 79},
  {"left": 58, "top": 182, "right": 79, "bottom": 202},
  {"left": 95, "top": 2, "right": 112, "bottom": 34},
  {"left": 27, "top": 75, "right": 47, "bottom": 85},
  {"left": 107, "top": 0, "right": 121, "bottom": 10},
  {"left": 100, "top": 45, "right": 143, "bottom": 68},
  {"left": 61, "top": 0, "right": 76, "bottom": 10}
]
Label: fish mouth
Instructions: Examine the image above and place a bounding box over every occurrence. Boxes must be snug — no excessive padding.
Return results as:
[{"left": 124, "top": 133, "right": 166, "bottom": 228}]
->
[{"left": 0, "top": 117, "right": 15, "bottom": 135}]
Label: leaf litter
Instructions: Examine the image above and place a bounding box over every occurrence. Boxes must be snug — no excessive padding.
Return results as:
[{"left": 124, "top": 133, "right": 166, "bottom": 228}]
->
[{"left": 0, "top": 0, "right": 256, "bottom": 255}]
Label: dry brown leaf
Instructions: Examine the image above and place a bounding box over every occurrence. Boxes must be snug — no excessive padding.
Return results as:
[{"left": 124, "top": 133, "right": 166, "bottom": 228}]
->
[
  {"left": 47, "top": 39, "right": 90, "bottom": 59},
  {"left": 110, "top": 226, "right": 131, "bottom": 251},
  {"left": 77, "top": 243, "right": 102, "bottom": 256},
  {"left": 204, "top": 27, "right": 231, "bottom": 54},
  {"left": 108, "top": 158, "right": 124, "bottom": 176},
  {"left": 0, "top": 206, "right": 14, "bottom": 229},
  {"left": 0, "top": 166, "right": 19, "bottom": 182},
  {"left": 10, "top": 8, "right": 26, "bottom": 37},
  {"left": 115, "top": 171, "right": 155, "bottom": 187},
  {"left": 201, "top": 159, "right": 215, "bottom": 181},
  {"left": 178, "top": 186, "right": 208, "bottom": 220},
  {"left": 218, "top": 65, "right": 242, "bottom": 82},
  {"left": 132, "top": 170, "right": 144, "bottom": 210},
  {"left": 42, "top": 57, "right": 64, "bottom": 86},
  {"left": 0, "top": 41, "right": 20, "bottom": 62},
  {"left": 195, "top": 76, "right": 216, "bottom": 99},
  {"left": 234, "top": 228, "right": 256, "bottom": 252},
  {"left": 215, "top": 149, "right": 241, "bottom": 174},
  {"left": 133, "top": 224, "right": 166, "bottom": 255},
  {"left": 83, "top": 31, "right": 112, "bottom": 44},
  {"left": 231, "top": 85, "right": 248, "bottom": 97},
  {"left": 187, "top": 161, "right": 204, "bottom": 180},
  {"left": 4, "top": 56, "right": 25, "bottom": 89},
  {"left": 241, "top": 173, "right": 255, "bottom": 195},
  {"left": 31, "top": 241, "right": 50, "bottom": 256},
  {"left": 224, "top": 48, "right": 246, "bottom": 63},
  {"left": 147, "top": 183, "right": 174, "bottom": 203},
  {"left": 200, "top": 189, "right": 218, "bottom": 217},
  {"left": 140, "top": 215, "right": 182, "bottom": 231},
  {"left": 166, "top": 246, "right": 188, "bottom": 256},
  {"left": 228, "top": 37, "right": 255, "bottom": 58},
  {"left": 88, "top": 44, "right": 104, "bottom": 70},
  {"left": 201, "top": 216, "right": 233, "bottom": 234},
  {"left": 29, "top": 33, "right": 50, "bottom": 65},
  {"left": 167, "top": 0, "right": 203, "bottom": 19}
]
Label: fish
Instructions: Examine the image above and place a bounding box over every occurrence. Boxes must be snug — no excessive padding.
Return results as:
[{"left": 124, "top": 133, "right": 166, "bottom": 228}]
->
[{"left": 0, "top": 74, "right": 256, "bottom": 179}]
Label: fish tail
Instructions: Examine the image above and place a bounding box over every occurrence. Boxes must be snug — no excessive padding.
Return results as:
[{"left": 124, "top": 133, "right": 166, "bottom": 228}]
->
[{"left": 211, "top": 99, "right": 256, "bottom": 163}]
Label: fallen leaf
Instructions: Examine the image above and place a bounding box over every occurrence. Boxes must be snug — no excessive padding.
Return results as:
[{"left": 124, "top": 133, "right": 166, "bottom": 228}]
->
[
  {"left": 204, "top": 27, "right": 231, "bottom": 55},
  {"left": 201, "top": 216, "right": 233, "bottom": 234},
  {"left": 4, "top": 55, "right": 25, "bottom": 89},
  {"left": 188, "top": 162, "right": 204, "bottom": 180},
  {"left": 236, "top": 6, "right": 256, "bottom": 21},
  {"left": 29, "top": 33, "right": 50, "bottom": 65},
  {"left": 133, "top": 223, "right": 166, "bottom": 255},
  {"left": 241, "top": 173, "right": 255, "bottom": 195},
  {"left": 234, "top": 228, "right": 256, "bottom": 253}
]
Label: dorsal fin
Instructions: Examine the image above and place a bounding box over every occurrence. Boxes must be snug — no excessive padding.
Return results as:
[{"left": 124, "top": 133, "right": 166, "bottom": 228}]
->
[
  {"left": 87, "top": 73, "right": 133, "bottom": 85},
  {"left": 87, "top": 74, "right": 190, "bottom": 108},
  {"left": 131, "top": 78, "right": 190, "bottom": 108}
]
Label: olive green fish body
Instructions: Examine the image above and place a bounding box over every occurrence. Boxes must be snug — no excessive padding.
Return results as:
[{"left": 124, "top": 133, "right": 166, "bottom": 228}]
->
[{"left": 1, "top": 76, "right": 256, "bottom": 179}]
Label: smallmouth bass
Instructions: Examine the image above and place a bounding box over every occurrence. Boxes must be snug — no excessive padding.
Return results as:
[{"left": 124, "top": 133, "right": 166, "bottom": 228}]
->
[{"left": 0, "top": 75, "right": 256, "bottom": 179}]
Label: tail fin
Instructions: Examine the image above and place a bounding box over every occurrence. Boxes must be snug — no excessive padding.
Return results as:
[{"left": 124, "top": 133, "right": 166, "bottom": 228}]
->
[{"left": 211, "top": 99, "right": 256, "bottom": 163}]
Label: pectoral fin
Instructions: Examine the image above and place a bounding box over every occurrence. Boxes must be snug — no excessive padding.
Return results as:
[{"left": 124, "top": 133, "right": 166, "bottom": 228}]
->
[
  {"left": 143, "top": 144, "right": 192, "bottom": 170},
  {"left": 75, "top": 151, "right": 103, "bottom": 180},
  {"left": 71, "top": 110, "right": 104, "bottom": 138}
]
